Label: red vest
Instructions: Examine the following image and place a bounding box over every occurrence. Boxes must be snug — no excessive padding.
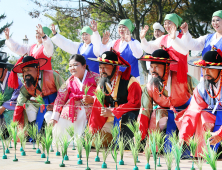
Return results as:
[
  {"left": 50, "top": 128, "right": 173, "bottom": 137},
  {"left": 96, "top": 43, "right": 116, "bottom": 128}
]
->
[{"left": 29, "top": 44, "right": 52, "bottom": 70}]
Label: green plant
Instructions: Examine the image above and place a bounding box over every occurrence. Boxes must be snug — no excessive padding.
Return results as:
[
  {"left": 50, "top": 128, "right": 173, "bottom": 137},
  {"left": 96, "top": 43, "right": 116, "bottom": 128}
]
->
[
  {"left": 125, "top": 121, "right": 139, "bottom": 134},
  {"left": 41, "top": 125, "right": 53, "bottom": 164},
  {"left": 36, "top": 95, "right": 45, "bottom": 112},
  {"left": 94, "top": 131, "right": 104, "bottom": 162},
  {"left": 189, "top": 136, "right": 199, "bottom": 170},
  {"left": 10, "top": 121, "right": 18, "bottom": 161},
  {"left": 4, "top": 136, "right": 12, "bottom": 154},
  {"left": 59, "top": 135, "right": 73, "bottom": 167},
  {"left": 55, "top": 135, "right": 60, "bottom": 156},
  {"left": 28, "top": 124, "right": 38, "bottom": 149},
  {"left": 83, "top": 127, "right": 94, "bottom": 170},
  {"left": 66, "top": 125, "right": 75, "bottom": 150},
  {"left": 84, "top": 85, "right": 91, "bottom": 95},
  {"left": 195, "top": 157, "right": 204, "bottom": 170},
  {"left": 118, "top": 135, "right": 127, "bottom": 165},
  {"left": 142, "top": 138, "right": 152, "bottom": 169},
  {"left": 156, "top": 131, "right": 165, "bottom": 167},
  {"left": 76, "top": 136, "right": 84, "bottom": 164},
  {"left": 0, "top": 92, "right": 4, "bottom": 106},
  {"left": 200, "top": 139, "right": 222, "bottom": 170},
  {"left": 102, "top": 146, "right": 110, "bottom": 168},
  {"left": 129, "top": 138, "right": 140, "bottom": 170},
  {"left": 0, "top": 125, "right": 7, "bottom": 159},
  {"left": 40, "top": 136, "right": 46, "bottom": 158},
  {"left": 17, "top": 125, "right": 28, "bottom": 156},
  {"left": 110, "top": 125, "right": 120, "bottom": 170},
  {"left": 36, "top": 133, "right": 42, "bottom": 154},
  {"left": 6, "top": 125, "right": 13, "bottom": 149},
  {"left": 163, "top": 148, "right": 174, "bottom": 170},
  {"left": 149, "top": 131, "right": 157, "bottom": 170},
  {"left": 94, "top": 89, "right": 105, "bottom": 108}
]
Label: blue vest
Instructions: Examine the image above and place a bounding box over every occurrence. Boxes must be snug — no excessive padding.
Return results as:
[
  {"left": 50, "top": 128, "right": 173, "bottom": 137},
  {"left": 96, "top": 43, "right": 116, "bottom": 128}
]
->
[
  {"left": 119, "top": 39, "right": 140, "bottom": 77},
  {"left": 198, "top": 81, "right": 222, "bottom": 151},
  {"left": 77, "top": 43, "right": 99, "bottom": 74},
  {"left": 201, "top": 34, "right": 222, "bottom": 76}
]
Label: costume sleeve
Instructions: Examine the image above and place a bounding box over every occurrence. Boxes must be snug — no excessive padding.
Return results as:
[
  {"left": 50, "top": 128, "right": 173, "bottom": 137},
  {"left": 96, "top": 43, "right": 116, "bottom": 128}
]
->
[
  {"left": 51, "top": 33, "right": 80, "bottom": 54},
  {"left": 88, "top": 98, "right": 108, "bottom": 133},
  {"left": 179, "top": 87, "right": 208, "bottom": 142},
  {"left": 42, "top": 36, "right": 54, "bottom": 58},
  {"left": 181, "top": 31, "right": 207, "bottom": 51},
  {"left": 5, "top": 38, "right": 31, "bottom": 56},
  {"left": 53, "top": 71, "right": 65, "bottom": 91},
  {"left": 171, "top": 36, "right": 189, "bottom": 55},
  {"left": 3, "top": 78, "right": 23, "bottom": 110},
  {"left": 187, "top": 74, "right": 199, "bottom": 95},
  {"left": 128, "top": 39, "right": 143, "bottom": 58},
  {"left": 140, "top": 36, "right": 163, "bottom": 54},
  {"left": 91, "top": 31, "right": 101, "bottom": 57},
  {"left": 100, "top": 40, "right": 115, "bottom": 55},
  {"left": 111, "top": 78, "right": 142, "bottom": 119},
  {"left": 138, "top": 86, "right": 153, "bottom": 140}
]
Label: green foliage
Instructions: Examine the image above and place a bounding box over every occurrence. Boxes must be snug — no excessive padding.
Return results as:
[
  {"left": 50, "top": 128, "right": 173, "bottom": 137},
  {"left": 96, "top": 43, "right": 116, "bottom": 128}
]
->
[
  {"left": 129, "top": 139, "right": 139, "bottom": 166},
  {"left": 142, "top": 138, "right": 151, "bottom": 164},
  {"left": 125, "top": 121, "right": 139, "bottom": 135},
  {"left": 102, "top": 147, "right": 110, "bottom": 162},
  {"left": 94, "top": 132, "right": 104, "bottom": 157},
  {"left": 0, "top": 92, "right": 4, "bottom": 106},
  {"left": 149, "top": 131, "right": 157, "bottom": 170},
  {"left": 17, "top": 125, "right": 28, "bottom": 150},
  {"left": 41, "top": 125, "right": 53, "bottom": 159},
  {"left": 195, "top": 157, "right": 204, "bottom": 170},
  {"left": 76, "top": 136, "right": 84, "bottom": 159},
  {"left": 163, "top": 149, "right": 174, "bottom": 170},
  {"left": 28, "top": 124, "right": 38, "bottom": 141},
  {"left": 156, "top": 131, "right": 165, "bottom": 154},
  {"left": 59, "top": 135, "right": 73, "bottom": 159},
  {"left": 36, "top": 133, "right": 42, "bottom": 149},
  {"left": 0, "top": 125, "right": 6, "bottom": 154},
  {"left": 118, "top": 135, "right": 127, "bottom": 160},
  {"left": 66, "top": 126, "right": 75, "bottom": 139},
  {"left": 83, "top": 127, "right": 94, "bottom": 168},
  {"left": 35, "top": 95, "right": 45, "bottom": 105},
  {"left": 84, "top": 85, "right": 91, "bottom": 96},
  {"left": 40, "top": 137, "right": 46, "bottom": 153},
  {"left": 94, "top": 89, "right": 105, "bottom": 108},
  {"left": 189, "top": 136, "right": 199, "bottom": 157}
]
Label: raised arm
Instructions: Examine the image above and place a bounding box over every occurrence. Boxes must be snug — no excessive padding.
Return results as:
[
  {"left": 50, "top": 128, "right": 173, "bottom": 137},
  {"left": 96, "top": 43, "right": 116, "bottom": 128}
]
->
[{"left": 90, "top": 20, "right": 102, "bottom": 57}]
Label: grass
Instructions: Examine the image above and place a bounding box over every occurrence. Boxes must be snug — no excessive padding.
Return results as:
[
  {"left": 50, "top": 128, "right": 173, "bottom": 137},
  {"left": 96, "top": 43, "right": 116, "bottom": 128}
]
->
[
  {"left": 94, "top": 89, "right": 105, "bottom": 108},
  {"left": 59, "top": 135, "right": 73, "bottom": 166},
  {"left": 84, "top": 85, "right": 91, "bottom": 95},
  {"left": 10, "top": 121, "right": 19, "bottom": 161},
  {"left": 66, "top": 126, "right": 75, "bottom": 151},
  {"left": 118, "top": 135, "right": 127, "bottom": 162},
  {"left": 17, "top": 125, "right": 28, "bottom": 153},
  {"left": 0, "top": 92, "right": 4, "bottom": 106},
  {"left": 163, "top": 148, "right": 174, "bottom": 170},
  {"left": 28, "top": 124, "right": 38, "bottom": 149},
  {"left": 76, "top": 136, "right": 84, "bottom": 161},
  {"left": 0, "top": 125, "right": 6, "bottom": 157},
  {"left": 94, "top": 131, "right": 104, "bottom": 160}
]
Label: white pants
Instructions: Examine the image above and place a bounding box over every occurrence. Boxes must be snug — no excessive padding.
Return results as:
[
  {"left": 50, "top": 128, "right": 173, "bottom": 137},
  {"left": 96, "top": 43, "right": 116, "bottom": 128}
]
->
[{"left": 52, "top": 106, "right": 87, "bottom": 144}]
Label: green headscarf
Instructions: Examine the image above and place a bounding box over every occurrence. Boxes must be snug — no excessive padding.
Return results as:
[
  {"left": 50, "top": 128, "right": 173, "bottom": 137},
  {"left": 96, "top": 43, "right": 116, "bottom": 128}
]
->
[
  {"left": 118, "top": 19, "right": 135, "bottom": 33},
  {"left": 164, "top": 13, "right": 183, "bottom": 28},
  {"left": 42, "top": 27, "right": 52, "bottom": 37},
  {"left": 80, "top": 26, "right": 93, "bottom": 35},
  {"left": 212, "top": 10, "right": 222, "bottom": 19}
]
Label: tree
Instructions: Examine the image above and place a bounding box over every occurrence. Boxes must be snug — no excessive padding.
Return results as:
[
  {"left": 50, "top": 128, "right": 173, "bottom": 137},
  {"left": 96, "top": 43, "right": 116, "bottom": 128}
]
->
[{"left": 0, "top": 13, "right": 13, "bottom": 49}]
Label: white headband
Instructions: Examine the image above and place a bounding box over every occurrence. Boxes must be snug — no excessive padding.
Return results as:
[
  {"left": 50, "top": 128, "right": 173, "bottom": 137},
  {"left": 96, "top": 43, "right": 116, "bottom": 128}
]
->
[{"left": 153, "top": 22, "right": 165, "bottom": 33}]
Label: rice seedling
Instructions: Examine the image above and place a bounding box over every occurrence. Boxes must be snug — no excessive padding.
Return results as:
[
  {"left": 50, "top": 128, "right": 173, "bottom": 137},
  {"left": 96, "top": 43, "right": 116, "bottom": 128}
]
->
[
  {"left": 142, "top": 137, "right": 151, "bottom": 169},
  {"left": 102, "top": 146, "right": 110, "bottom": 168},
  {"left": 189, "top": 136, "right": 199, "bottom": 170},
  {"left": 17, "top": 125, "right": 28, "bottom": 156},
  {"left": 169, "top": 132, "right": 183, "bottom": 170},
  {"left": 59, "top": 135, "right": 74, "bottom": 167},
  {"left": 76, "top": 135, "right": 84, "bottom": 164},
  {"left": 129, "top": 137, "right": 141, "bottom": 170},
  {"left": 149, "top": 131, "right": 157, "bottom": 170},
  {"left": 118, "top": 135, "right": 127, "bottom": 165},
  {"left": 110, "top": 125, "right": 119, "bottom": 170},
  {"left": 0, "top": 92, "right": 4, "bottom": 106},
  {"left": 10, "top": 121, "right": 18, "bottom": 161},
  {"left": 84, "top": 85, "right": 91, "bottom": 95},
  {"left": 0, "top": 125, "right": 7, "bottom": 159},
  {"left": 126, "top": 121, "right": 139, "bottom": 134},
  {"left": 163, "top": 148, "right": 174, "bottom": 170},
  {"left": 40, "top": 136, "right": 46, "bottom": 158},
  {"left": 41, "top": 124, "right": 53, "bottom": 164},
  {"left": 28, "top": 124, "right": 38, "bottom": 149},
  {"left": 6, "top": 125, "right": 13, "bottom": 149},
  {"left": 4, "top": 135, "right": 12, "bottom": 154},
  {"left": 55, "top": 135, "right": 61, "bottom": 156},
  {"left": 156, "top": 131, "right": 165, "bottom": 167},
  {"left": 93, "top": 131, "right": 104, "bottom": 162},
  {"left": 195, "top": 157, "right": 204, "bottom": 170},
  {"left": 36, "top": 95, "right": 45, "bottom": 113},
  {"left": 83, "top": 126, "right": 94, "bottom": 170},
  {"left": 200, "top": 138, "right": 222, "bottom": 170},
  {"left": 94, "top": 89, "right": 105, "bottom": 108},
  {"left": 66, "top": 125, "right": 75, "bottom": 150},
  {"left": 36, "top": 133, "right": 42, "bottom": 154}
]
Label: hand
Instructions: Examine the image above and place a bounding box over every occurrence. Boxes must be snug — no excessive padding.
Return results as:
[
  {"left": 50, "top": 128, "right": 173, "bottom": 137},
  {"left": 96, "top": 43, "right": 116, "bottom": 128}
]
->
[
  {"left": 90, "top": 20, "right": 97, "bottom": 32},
  {"left": 169, "top": 24, "right": 177, "bottom": 39},
  {"left": 140, "top": 25, "right": 149, "bottom": 40},
  {"left": 0, "top": 106, "right": 5, "bottom": 115},
  {"left": 48, "top": 119, "right": 57, "bottom": 126},
  {"left": 209, "top": 133, "right": 222, "bottom": 145},
  {"left": 51, "top": 24, "right": 56, "bottom": 35},
  {"left": 36, "top": 24, "right": 45, "bottom": 37},
  {"left": 83, "top": 95, "right": 94, "bottom": 104},
  {"left": 180, "top": 22, "right": 188, "bottom": 34},
  {"left": 46, "top": 104, "right": 53, "bottom": 111},
  {"left": 102, "top": 31, "right": 110, "bottom": 45},
  {"left": 125, "top": 29, "right": 131, "bottom": 42},
  {"left": 100, "top": 108, "right": 113, "bottom": 117},
  {"left": 4, "top": 28, "right": 10, "bottom": 40}
]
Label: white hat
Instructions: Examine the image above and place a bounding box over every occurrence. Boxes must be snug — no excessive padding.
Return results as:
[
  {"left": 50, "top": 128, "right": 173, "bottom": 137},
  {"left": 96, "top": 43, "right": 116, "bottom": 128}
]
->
[{"left": 153, "top": 22, "right": 165, "bottom": 33}]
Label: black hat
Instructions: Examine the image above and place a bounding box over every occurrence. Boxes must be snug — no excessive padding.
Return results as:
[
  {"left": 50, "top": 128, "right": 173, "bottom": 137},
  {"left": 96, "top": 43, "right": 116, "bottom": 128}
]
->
[
  {"left": 138, "top": 49, "right": 177, "bottom": 64},
  {"left": 0, "top": 52, "right": 14, "bottom": 68},
  {"left": 188, "top": 48, "right": 222, "bottom": 69}
]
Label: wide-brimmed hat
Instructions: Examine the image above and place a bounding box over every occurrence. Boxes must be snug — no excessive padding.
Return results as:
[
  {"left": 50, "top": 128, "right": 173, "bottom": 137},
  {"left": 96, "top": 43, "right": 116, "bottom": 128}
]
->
[
  {"left": 0, "top": 52, "right": 14, "bottom": 68},
  {"left": 188, "top": 47, "right": 222, "bottom": 70},
  {"left": 138, "top": 49, "right": 177, "bottom": 64},
  {"left": 12, "top": 56, "right": 47, "bottom": 73}
]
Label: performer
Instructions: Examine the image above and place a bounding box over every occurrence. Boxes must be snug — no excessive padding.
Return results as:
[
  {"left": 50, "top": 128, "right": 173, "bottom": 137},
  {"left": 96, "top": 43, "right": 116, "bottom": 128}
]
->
[
  {"left": 153, "top": 22, "right": 165, "bottom": 39},
  {"left": 0, "top": 52, "right": 22, "bottom": 128},
  {"left": 177, "top": 48, "right": 222, "bottom": 156},
  {"left": 48, "top": 54, "right": 99, "bottom": 140},
  {"left": 140, "top": 13, "right": 189, "bottom": 83},
  {"left": 101, "top": 19, "right": 143, "bottom": 79},
  {"left": 12, "top": 56, "right": 64, "bottom": 131},
  {"left": 178, "top": 10, "right": 222, "bottom": 79},
  {"left": 4, "top": 24, "right": 53, "bottom": 70},
  {"left": 51, "top": 20, "right": 101, "bottom": 74},
  {"left": 88, "top": 49, "right": 142, "bottom": 145},
  {"left": 138, "top": 48, "right": 198, "bottom": 152}
]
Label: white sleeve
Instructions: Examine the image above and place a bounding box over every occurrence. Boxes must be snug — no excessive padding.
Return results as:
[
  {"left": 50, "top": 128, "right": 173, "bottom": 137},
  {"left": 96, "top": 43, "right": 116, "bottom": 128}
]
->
[
  {"left": 51, "top": 33, "right": 80, "bottom": 54},
  {"left": 141, "top": 36, "right": 163, "bottom": 54},
  {"left": 42, "top": 36, "right": 54, "bottom": 58},
  {"left": 171, "top": 36, "right": 189, "bottom": 55},
  {"left": 128, "top": 39, "right": 143, "bottom": 58},
  {"left": 91, "top": 31, "right": 101, "bottom": 57},
  {"left": 51, "top": 112, "right": 60, "bottom": 122},
  {"left": 100, "top": 40, "right": 115, "bottom": 55},
  {"left": 5, "top": 38, "right": 30, "bottom": 56},
  {"left": 181, "top": 31, "right": 207, "bottom": 51}
]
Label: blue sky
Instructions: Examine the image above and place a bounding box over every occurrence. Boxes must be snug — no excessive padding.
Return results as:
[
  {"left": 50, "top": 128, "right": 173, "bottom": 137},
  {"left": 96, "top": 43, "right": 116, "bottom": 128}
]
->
[{"left": 0, "top": 0, "right": 79, "bottom": 57}]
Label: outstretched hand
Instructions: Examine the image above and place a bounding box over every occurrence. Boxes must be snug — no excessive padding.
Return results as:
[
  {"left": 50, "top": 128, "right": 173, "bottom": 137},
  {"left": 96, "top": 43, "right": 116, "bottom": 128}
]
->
[
  {"left": 180, "top": 22, "right": 188, "bottom": 34},
  {"left": 209, "top": 133, "right": 222, "bottom": 145},
  {"left": 169, "top": 24, "right": 177, "bottom": 39},
  {"left": 36, "top": 24, "right": 45, "bottom": 37},
  {"left": 140, "top": 25, "right": 149, "bottom": 40},
  {"left": 51, "top": 24, "right": 56, "bottom": 35},
  {"left": 102, "top": 31, "right": 110, "bottom": 45},
  {"left": 4, "top": 28, "right": 10, "bottom": 40},
  {"left": 90, "top": 20, "right": 97, "bottom": 32}
]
